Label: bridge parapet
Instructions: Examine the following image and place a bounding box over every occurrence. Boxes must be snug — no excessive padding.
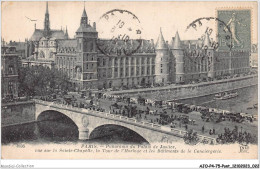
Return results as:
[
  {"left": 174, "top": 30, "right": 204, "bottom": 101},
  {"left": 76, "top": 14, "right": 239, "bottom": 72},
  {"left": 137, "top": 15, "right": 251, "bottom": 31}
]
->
[{"left": 34, "top": 99, "right": 216, "bottom": 144}]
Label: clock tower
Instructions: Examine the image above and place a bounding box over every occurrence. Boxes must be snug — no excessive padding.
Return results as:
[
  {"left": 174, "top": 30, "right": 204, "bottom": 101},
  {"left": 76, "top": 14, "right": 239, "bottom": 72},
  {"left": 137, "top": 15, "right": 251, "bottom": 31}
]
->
[{"left": 76, "top": 6, "right": 98, "bottom": 90}]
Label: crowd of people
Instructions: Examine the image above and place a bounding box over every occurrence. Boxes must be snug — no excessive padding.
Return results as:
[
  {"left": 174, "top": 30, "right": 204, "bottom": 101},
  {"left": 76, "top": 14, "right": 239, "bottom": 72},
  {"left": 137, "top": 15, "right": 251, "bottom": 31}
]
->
[{"left": 216, "top": 126, "right": 257, "bottom": 144}]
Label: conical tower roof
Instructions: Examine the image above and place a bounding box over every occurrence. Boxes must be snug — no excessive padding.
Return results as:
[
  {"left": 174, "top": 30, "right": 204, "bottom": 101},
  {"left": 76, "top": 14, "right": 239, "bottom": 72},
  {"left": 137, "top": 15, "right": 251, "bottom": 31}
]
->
[
  {"left": 155, "top": 28, "right": 168, "bottom": 50},
  {"left": 173, "top": 31, "right": 181, "bottom": 49}
]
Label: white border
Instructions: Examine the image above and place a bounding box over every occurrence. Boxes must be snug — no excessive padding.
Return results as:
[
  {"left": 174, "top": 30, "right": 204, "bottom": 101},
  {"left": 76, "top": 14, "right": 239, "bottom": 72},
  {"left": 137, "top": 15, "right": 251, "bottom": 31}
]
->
[{"left": 0, "top": 0, "right": 259, "bottom": 168}]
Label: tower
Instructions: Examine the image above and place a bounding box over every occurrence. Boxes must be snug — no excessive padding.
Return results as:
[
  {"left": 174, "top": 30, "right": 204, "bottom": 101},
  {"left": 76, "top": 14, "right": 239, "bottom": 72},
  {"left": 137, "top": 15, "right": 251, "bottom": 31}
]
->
[
  {"left": 172, "top": 31, "right": 184, "bottom": 83},
  {"left": 75, "top": 5, "right": 98, "bottom": 90},
  {"left": 44, "top": 2, "right": 50, "bottom": 37},
  {"left": 155, "top": 28, "right": 169, "bottom": 84},
  {"left": 203, "top": 32, "right": 214, "bottom": 78},
  {"left": 65, "top": 26, "right": 69, "bottom": 39}
]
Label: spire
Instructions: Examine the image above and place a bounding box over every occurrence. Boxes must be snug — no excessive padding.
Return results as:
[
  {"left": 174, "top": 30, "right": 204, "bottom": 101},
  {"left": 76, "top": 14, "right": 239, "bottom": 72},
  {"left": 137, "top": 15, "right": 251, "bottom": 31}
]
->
[
  {"left": 203, "top": 32, "right": 211, "bottom": 48},
  {"left": 65, "top": 26, "right": 69, "bottom": 39},
  {"left": 82, "top": 8, "right": 87, "bottom": 18},
  {"left": 46, "top": 1, "right": 49, "bottom": 14},
  {"left": 44, "top": 1, "right": 50, "bottom": 36},
  {"left": 80, "top": 3, "right": 88, "bottom": 27},
  {"left": 173, "top": 31, "right": 181, "bottom": 49},
  {"left": 155, "top": 28, "right": 168, "bottom": 50}
]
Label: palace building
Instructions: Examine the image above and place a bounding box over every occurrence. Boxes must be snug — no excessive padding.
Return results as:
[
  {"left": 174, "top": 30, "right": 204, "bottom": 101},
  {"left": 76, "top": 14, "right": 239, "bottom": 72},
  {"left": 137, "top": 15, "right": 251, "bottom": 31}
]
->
[{"left": 22, "top": 2, "right": 250, "bottom": 90}]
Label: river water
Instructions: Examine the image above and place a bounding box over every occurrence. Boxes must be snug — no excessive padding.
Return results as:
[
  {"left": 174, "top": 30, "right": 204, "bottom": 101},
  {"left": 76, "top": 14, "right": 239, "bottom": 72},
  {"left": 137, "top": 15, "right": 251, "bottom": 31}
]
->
[
  {"left": 1, "top": 85, "right": 257, "bottom": 145},
  {"left": 179, "top": 85, "right": 258, "bottom": 115}
]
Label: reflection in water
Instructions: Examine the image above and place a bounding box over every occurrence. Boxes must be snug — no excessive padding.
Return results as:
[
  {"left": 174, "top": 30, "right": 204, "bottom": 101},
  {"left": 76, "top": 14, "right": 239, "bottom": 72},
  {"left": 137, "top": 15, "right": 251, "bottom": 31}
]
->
[{"left": 2, "top": 121, "right": 149, "bottom": 145}]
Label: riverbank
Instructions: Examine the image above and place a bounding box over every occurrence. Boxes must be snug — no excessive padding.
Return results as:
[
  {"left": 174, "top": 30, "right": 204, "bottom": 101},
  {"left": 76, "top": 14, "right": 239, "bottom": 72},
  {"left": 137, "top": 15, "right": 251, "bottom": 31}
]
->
[{"left": 107, "top": 75, "right": 257, "bottom": 101}]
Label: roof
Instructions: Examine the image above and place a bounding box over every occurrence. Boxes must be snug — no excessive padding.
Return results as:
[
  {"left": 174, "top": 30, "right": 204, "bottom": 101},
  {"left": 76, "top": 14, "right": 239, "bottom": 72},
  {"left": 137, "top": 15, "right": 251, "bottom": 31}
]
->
[
  {"left": 96, "top": 39, "right": 155, "bottom": 55},
  {"left": 155, "top": 28, "right": 168, "bottom": 50},
  {"left": 76, "top": 25, "right": 97, "bottom": 33},
  {"left": 7, "top": 41, "right": 26, "bottom": 51},
  {"left": 82, "top": 8, "right": 87, "bottom": 18},
  {"left": 57, "top": 39, "right": 77, "bottom": 54},
  {"left": 51, "top": 30, "right": 66, "bottom": 39},
  {"left": 173, "top": 31, "right": 181, "bottom": 49},
  {"left": 31, "top": 29, "right": 44, "bottom": 41},
  {"left": 30, "top": 29, "right": 66, "bottom": 41}
]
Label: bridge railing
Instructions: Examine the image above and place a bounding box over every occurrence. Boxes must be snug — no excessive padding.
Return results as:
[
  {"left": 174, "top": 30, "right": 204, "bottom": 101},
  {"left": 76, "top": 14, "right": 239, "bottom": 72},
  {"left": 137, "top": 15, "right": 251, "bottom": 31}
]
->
[{"left": 34, "top": 99, "right": 217, "bottom": 144}]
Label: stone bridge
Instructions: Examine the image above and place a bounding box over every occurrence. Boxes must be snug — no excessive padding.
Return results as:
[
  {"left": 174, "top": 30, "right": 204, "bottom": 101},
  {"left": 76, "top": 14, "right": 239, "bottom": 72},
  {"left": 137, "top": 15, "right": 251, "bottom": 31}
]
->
[{"left": 34, "top": 99, "right": 216, "bottom": 144}]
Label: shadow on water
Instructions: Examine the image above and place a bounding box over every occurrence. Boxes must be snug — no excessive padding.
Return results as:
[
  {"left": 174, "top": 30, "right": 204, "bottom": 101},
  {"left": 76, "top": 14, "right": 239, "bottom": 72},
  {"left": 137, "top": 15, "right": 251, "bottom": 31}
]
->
[{"left": 2, "top": 110, "right": 149, "bottom": 145}]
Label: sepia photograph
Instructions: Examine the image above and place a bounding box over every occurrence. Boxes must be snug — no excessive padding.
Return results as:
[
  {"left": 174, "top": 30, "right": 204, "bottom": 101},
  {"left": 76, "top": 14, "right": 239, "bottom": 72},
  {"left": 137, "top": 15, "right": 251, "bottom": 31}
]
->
[{"left": 1, "top": 0, "right": 259, "bottom": 166}]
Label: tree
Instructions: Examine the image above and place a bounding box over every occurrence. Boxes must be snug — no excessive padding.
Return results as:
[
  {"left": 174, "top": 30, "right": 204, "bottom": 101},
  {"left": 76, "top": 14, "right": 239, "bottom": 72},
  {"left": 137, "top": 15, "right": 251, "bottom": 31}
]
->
[{"left": 18, "top": 66, "right": 71, "bottom": 96}]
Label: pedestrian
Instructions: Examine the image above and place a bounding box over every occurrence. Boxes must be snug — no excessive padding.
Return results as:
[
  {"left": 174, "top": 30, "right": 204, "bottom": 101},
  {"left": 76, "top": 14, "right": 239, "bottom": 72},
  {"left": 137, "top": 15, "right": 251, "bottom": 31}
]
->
[
  {"left": 202, "top": 125, "right": 205, "bottom": 133},
  {"left": 213, "top": 129, "right": 215, "bottom": 135},
  {"left": 209, "top": 129, "right": 212, "bottom": 135},
  {"left": 185, "top": 124, "right": 188, "bottom": 130}
]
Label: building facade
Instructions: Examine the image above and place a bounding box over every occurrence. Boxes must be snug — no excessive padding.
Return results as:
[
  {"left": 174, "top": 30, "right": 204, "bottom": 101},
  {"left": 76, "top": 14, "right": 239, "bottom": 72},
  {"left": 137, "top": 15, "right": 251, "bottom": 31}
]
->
[
  {"left": 1, "top": 46, "right": 19, "bottom": 100},
  {"left": 22, "top": 2, "right": 251, "bottom": 90}
]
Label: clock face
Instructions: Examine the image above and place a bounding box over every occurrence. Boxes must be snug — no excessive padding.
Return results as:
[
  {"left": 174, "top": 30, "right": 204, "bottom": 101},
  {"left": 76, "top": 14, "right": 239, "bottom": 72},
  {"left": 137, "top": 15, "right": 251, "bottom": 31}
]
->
[{"left": 96, "top": 9, "right": 143, "bottom": 56}]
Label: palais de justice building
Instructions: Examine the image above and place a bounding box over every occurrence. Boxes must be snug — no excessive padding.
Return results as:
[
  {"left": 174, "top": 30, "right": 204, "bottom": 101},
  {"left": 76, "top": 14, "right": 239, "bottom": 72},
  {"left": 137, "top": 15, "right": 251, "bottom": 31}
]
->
[{"left": 22, "top": 3, "right": 250, "bottom": 90}]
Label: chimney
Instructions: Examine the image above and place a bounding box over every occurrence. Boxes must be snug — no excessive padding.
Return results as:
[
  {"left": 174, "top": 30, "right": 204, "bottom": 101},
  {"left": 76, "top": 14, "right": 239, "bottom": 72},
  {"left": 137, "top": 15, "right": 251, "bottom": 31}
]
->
[
  {"left": 151, "top": 39, "right": 154, "bottom": 46},
  {"left": 93, "top": 22, "right": 96, "bottom": 30}
]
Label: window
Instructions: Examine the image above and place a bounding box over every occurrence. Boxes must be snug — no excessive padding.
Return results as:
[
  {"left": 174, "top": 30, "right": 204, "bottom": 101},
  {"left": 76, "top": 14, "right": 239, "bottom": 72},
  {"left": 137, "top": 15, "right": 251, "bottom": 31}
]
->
[
  {"left": 161, "top": 69, "right": 163, "bottom": 73},
  {"left": 131, "top": 58, "right": 134, "bottom": 65},
  {"left": 8, "top": 65, "right": 14, "bottom": 74},
  {"left": 126, "top": 57, "right": 129, "bottom": 65},
  {"left": 8, "top": 82, "right": 13, "bottom": 93},
  {"left": 103, "top": 58, "right": 106, "bottom": 66},
  {"left": 131, "top": 67, "right": 134, "bottom": 75},
  {"left": 97, "top": 58, "right": 100, "bottom": 66},
  {"left": 161, "top": 64, "right": 163, "bottom": 68},
  {"left": 147, "top": 58, "right": 150, "bottom": 64}
]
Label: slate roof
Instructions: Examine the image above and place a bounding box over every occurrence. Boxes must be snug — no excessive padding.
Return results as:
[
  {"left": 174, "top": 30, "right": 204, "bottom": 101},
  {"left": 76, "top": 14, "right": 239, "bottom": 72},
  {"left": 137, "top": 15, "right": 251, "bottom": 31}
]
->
[
  {"left": 155, "top": 28, "right": 168, "bottom": 50},
  {"left": 96, "top": 39, "right": 155, "bottom": 55},
  {"left": 30, "top": 29, "right": 66, "bottom": 41},
  {"left": 57, "top": 39, "right": 77, "bottom": 54},
  {"left": 76, "top": 25, "right": 97, "bottom": 33}
]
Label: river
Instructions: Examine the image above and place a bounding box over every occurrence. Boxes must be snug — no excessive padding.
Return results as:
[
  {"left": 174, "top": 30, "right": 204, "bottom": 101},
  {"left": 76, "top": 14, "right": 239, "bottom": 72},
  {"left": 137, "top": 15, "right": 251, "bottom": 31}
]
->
[
  {"left": 178, "top": 85, "right": 258, "bottom": 115},
  {"left": 1, "top": 85, "right": 257, "bottom": 145}
]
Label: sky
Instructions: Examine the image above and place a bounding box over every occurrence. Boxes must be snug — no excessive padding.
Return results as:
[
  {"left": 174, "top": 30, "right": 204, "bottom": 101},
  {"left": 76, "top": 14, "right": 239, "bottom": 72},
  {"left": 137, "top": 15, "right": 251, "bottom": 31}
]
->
[{"left": 1, "top": 1, "right": 258, "bottom": 44}]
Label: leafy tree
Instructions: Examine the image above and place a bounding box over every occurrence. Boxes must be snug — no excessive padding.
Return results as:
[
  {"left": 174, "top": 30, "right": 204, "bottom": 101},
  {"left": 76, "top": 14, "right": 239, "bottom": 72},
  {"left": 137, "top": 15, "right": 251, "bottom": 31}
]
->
[{"left": 18, "top": 66, "right": 71, "bottom": 96}]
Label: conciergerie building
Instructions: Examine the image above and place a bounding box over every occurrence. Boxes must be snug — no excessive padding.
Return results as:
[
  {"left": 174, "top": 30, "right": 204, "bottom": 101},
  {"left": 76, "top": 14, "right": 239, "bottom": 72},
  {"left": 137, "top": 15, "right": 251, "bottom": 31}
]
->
[{"left": 22, "top": 2, "right": 250, "bottom": 90}]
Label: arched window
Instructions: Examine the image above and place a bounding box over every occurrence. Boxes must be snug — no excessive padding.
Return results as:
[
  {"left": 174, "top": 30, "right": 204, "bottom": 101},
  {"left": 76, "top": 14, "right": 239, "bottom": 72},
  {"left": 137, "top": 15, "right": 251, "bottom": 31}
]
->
[{"left": 39, "top": 51, "right": 45, "bottom": 58}]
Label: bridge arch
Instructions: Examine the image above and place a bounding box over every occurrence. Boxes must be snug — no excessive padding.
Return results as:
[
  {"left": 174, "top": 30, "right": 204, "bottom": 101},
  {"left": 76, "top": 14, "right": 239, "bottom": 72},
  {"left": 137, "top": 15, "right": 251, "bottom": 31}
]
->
[
  {"left": 89, "top": 124, "right": 149, "bottom": 144},
  {"left": 37, "top": 110, "right": 78, "bottom": 128},
  {"left": 36, "top": 110, "right": 79, "bottom": 139}
]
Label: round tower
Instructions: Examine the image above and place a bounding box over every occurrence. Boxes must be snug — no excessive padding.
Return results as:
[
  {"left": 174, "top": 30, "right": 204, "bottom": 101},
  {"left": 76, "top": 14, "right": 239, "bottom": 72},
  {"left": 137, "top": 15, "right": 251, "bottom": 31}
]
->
[
  {"left": 155, "top": 28, "right": 169, "bottom": 84},
  {"left": 172, "top": 31, "right": 184, "bottom": 83}
]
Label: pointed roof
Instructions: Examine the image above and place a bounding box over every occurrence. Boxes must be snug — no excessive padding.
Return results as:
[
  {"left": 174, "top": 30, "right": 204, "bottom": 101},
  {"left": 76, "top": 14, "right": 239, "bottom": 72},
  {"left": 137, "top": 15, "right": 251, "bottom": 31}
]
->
[
  {"left": 203, "top": 32, "right": 211, "bottom": 47},
  {"left": 173, "top": 31, "right": 182, "bottom": 49},
  {"left": 155, "top": 28, "right": 168, "bottom": 50},
  {"left": 82, "top": 7, "right": 87, "bottom": 18},
  {"left": 46, "top": 2, "right": 49, "bottom": 14}
]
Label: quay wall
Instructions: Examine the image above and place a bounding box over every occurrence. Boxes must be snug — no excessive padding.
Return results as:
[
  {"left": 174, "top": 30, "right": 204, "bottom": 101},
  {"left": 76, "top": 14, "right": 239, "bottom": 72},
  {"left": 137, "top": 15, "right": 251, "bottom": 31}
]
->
[
  {"left": 108, "top": 75, "right": 258, "bottom": 100},
  {"left": 1, "top": 101, "right": 36, "bottom": 127}
]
